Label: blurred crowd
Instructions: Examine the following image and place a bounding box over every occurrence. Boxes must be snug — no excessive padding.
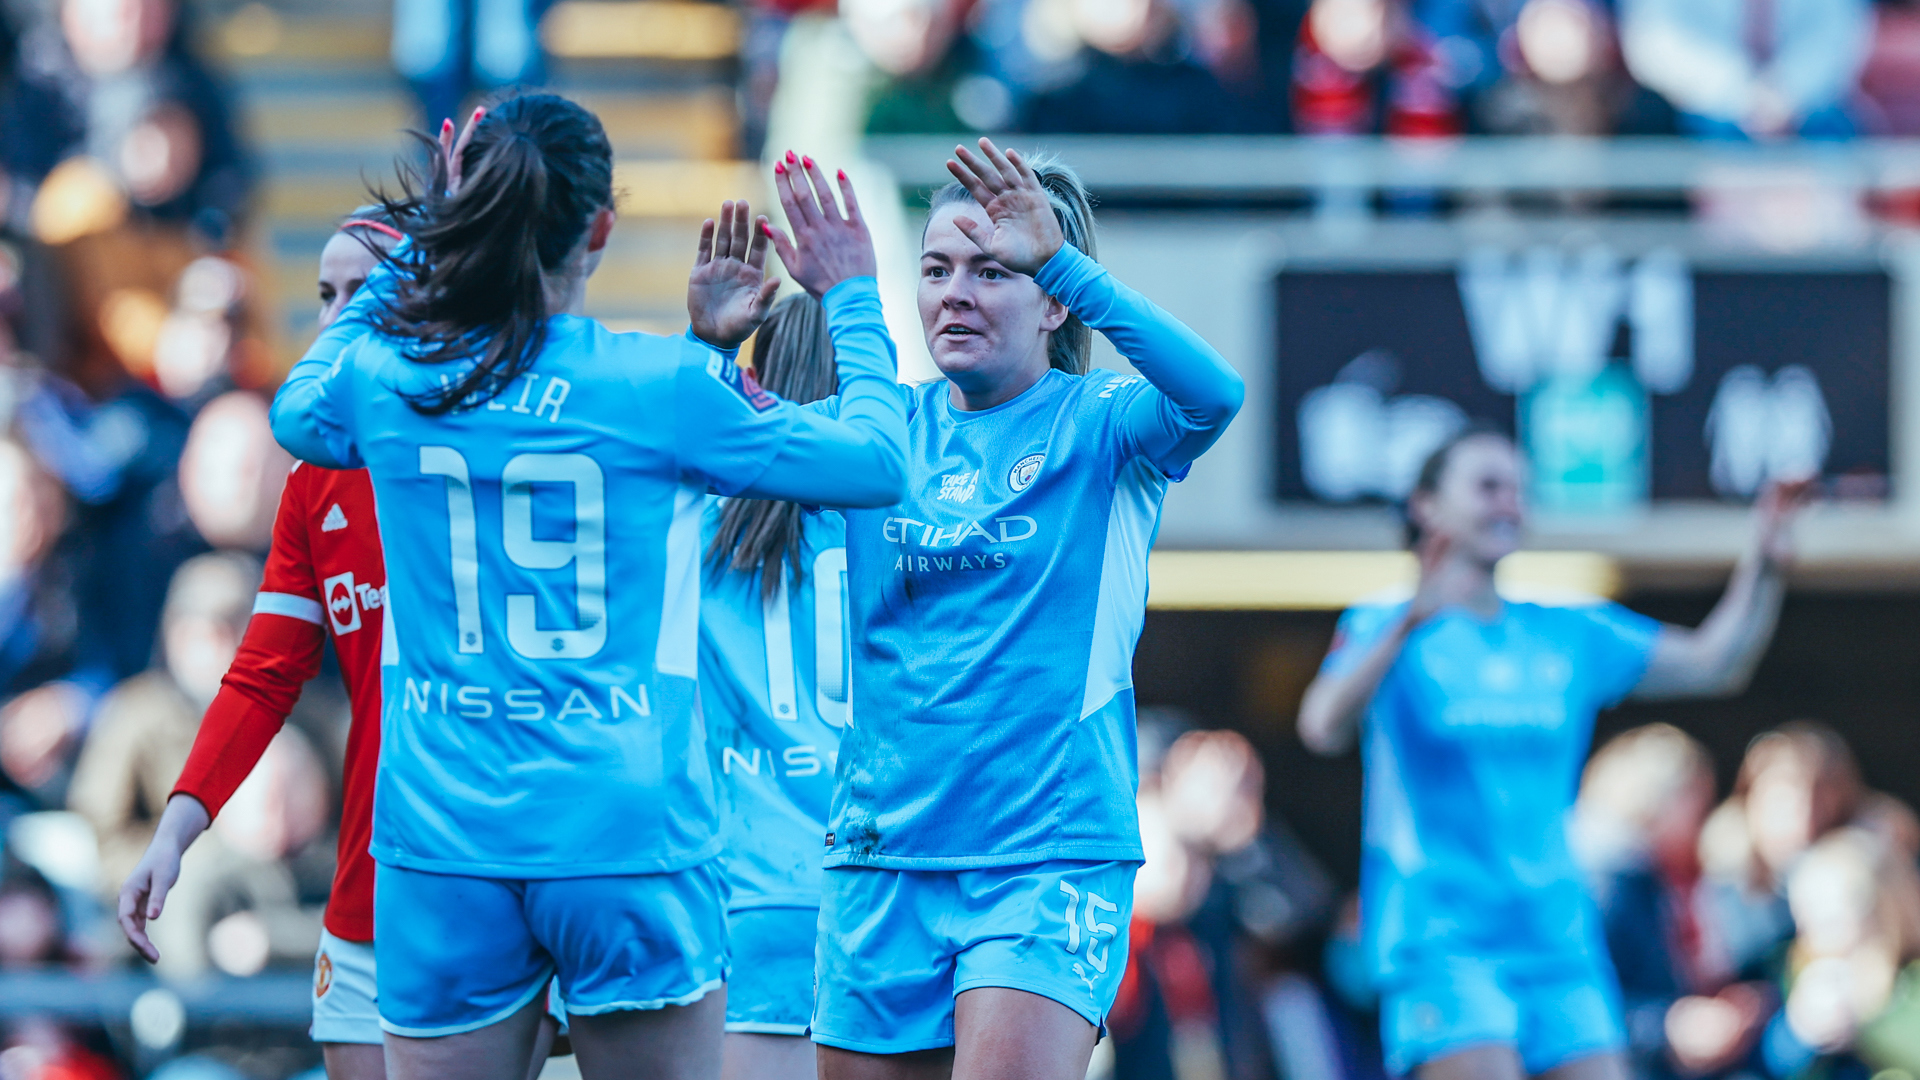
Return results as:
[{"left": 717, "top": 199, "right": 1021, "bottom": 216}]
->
[
  {"left": 744, "top": 0, "right": 1920, "bottom": 141},
  {"left": 0, "top": 0, "right": 339, "bottom": 1074},
  {"left": 1114, "top": 718, "right": 1920, "bottom": 1080}
]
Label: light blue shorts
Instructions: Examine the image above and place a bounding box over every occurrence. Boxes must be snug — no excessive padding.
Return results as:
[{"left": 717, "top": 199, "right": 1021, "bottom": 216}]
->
[
  {"left": 374, "top": 861, "right": 729, "bottom": 1037},
  {"left": 726, "top": 906, "right": 818, "bottom": 1035},
  {"left": 1379, "top": 953, "right": 1625, "bottom": 1076},
  {"left": 813, "top": 860, "right": 1138, "bottom": 1055}
]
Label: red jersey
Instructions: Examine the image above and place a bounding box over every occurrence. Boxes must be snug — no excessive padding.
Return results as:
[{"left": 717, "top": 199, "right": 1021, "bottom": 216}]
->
[{"left": 173, "top": 463, "right": 386, "bottom": 942}]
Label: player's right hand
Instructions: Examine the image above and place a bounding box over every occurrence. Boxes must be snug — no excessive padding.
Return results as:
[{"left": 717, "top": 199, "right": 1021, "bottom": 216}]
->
[
  {"left": 764, "top": 151, "right": 877, "bottom": 299},
  {"left": 118, "top": 838, "right": 185, "bottom": 963}
]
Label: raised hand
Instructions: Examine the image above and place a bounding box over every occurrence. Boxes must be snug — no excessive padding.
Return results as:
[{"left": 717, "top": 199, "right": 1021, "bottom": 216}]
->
[
  {"left": 1754, "top": 476, "right": 1815, "bottom": 566},
  {"left": 944, "top": 137, "right": 1063, "bottom": 276},
  {"left": 763, "top": 151, "right": 878, "bottom": 299},
  {"left": 438, "top": 107, "right": 484, "bottom": 196},
  {"left": 688, "top": 200, "right": 779, "bottom": 349}
]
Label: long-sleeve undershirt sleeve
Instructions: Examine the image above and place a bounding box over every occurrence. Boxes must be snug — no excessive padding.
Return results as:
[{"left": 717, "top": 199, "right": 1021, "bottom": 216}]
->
[
  {"left": 172, "top": 476, "right": 328, "bottom": 816},
  {"left": 683, "top": 276, "right": 908, "bottom": 508},
  {"left": 1033, "top": 244, "right": 1244, "bottom": 477}
]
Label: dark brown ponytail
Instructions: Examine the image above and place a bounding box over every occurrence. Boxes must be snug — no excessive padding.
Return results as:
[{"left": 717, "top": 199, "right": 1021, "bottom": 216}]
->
[{"left": 365, "top": 93, "right": 613, "bottom": 414}]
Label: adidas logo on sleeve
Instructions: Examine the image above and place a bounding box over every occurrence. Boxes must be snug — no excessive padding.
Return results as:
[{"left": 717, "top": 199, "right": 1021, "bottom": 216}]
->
[{"left": 322, "top": 504, "right": 349, "bottom": 532}]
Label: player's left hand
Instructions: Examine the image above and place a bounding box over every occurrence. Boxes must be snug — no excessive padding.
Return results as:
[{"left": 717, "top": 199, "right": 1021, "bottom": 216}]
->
[
  {"left": 1754, "top": 476, "right": 1815, "bottom": 567},
  {"left": 688, "top": 200, "right": 779, "bottom": 349},
  {"left": 943, "top": 137, "right": 1063, "bottom": 277}
]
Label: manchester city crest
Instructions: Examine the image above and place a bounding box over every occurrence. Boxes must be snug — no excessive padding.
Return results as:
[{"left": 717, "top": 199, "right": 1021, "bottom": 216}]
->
[{"left": 1008, "top": 453, "right": 1045, "bottom": 491}]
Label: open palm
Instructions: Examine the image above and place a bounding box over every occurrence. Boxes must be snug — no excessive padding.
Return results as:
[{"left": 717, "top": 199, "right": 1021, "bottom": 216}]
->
[
  {"left": 688, "top": 200, "right": 778, "bottom": 349},
  {"left": 945, "top": 137, "right": 1064, "bottom": 276}
]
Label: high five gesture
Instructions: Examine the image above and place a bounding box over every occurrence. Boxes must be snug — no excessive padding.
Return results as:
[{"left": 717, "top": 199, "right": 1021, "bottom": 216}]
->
[
  {"left": 763, "top": 150, "right": 878, "bottom": 298},
  {"left": 943, "top": 137, "right": 1066, "bottom": 275},
  {"left": 688, "top": 199, "right": 780, "bottom": 349}
]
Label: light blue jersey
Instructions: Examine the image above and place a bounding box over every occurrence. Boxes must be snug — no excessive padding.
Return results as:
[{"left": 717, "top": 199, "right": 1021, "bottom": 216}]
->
[
  {"left": 269, "top": 270, "right": 905, "bottom": 878},
  {"left": 699, "top": 500, "right": 846, "bottom": 908},
  {"left": 1323, "top": 600, "right": 1661, "bottom": 979},
  {"left": 821, "top": 244, "right": 1244, "bottom": 870}
]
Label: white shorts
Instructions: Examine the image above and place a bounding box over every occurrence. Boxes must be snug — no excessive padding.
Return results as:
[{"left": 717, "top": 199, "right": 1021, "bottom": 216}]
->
[{"left": 312, "top": 931, "right": 382, "bottom": 1045}]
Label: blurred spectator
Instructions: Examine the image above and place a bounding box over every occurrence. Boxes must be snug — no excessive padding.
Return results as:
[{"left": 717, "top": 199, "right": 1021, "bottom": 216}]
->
[
  {"left": 1415, "top": 0, "right": 1675, "bottom": 133},
  {"left": 740, "top": 0, "right": 840, "bottom": 156},
  {"left": 1759, "top": 825, "right": 1920, "bottom": 1077},
  {"left": 12, "top": 369, "right": 202, "bottom": 696},
  {"left": 0, "top": 1017, "right": 121, "bottom": 1080},
  {"left": 0, "top": 439, "right": 75, "bottom": 703},
  {"left": 1291, "top": 0, "right": 1460, "bottom": 135},
  {"left": 176, "top": 392, "right": 288, "bottom": 552},
  {"left": 0, "top": 0, "right": 252, "bottom": 244},
  {"left": 0, "top": 862, "right": 71, "bottom": 969},
  {"left": 391, "top": 0, "right": 548, "bottom": 128},
  {"left": 847, "top": 0, "right": 979, "bottom": 133},
  {"left": 1024, "top": 0, "right": 1273, "bottom": 133},
  {"left": 67, "top": 551, "right": 326, "bottom": 976},
  {"left": 1119, "top": 722, "right": 1336, "bottom": 1080},
  {"left": 1574, "top": 724, "right": 1765, "bottom": 1080},
  {"left": 66, "top": 551, "right": 258, "bottom": 888},
  {"left": 1859, "top": 0, "right": 1920, "bottom": 134},
  {"left": 1617, "top": 0, "right": 1874, "bottom": 139}
]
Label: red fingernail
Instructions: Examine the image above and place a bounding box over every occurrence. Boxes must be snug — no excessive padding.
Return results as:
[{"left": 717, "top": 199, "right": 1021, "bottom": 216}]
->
[
  {"left": 803, "top": 155, "right": 815, "bottom": 169},
  {"left": 441, "top": 118, "right": 453, "bottom": 133},
  {"left": 761, "top": 222, "right": 774, "bottom": 237},
  {"left": 774, "top": 161, "right": 785, "bottom": 174},
  {"left": 473, "top": 107, "right": 485, "bottom": 119},
  {"left": 786, "top": 150, "right": 798, "bottom": 164},
  {"left": 838, "top": 169, "right": 847, "bottom": 181}
]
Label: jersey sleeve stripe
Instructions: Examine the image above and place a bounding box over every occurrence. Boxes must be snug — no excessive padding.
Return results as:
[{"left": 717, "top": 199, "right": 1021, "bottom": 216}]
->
[{"left": 254, "top": 591, "right": 325, "bottom": 624}]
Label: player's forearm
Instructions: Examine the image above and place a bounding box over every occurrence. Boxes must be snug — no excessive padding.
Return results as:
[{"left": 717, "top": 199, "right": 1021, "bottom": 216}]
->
[
  {"left": 1034, "top": 245, "right": 1244, "bottom": 436},
  {"left": 751, "top": 276, "right": 906, "bottom": 507},
  {"left": 1299, "top": 616, "right": 1413, "bottom": 754},
  {"left": 150, "top": 794, "right": 212, "bottom": 857},
  {"left": 173, "top": 688, "right": 294, "bottom": 818},
  {"left": 1637, "top": 554, "right": 1785, "bottom": 699},
  {"left": 1692, "top": 553, "right": 1785, "bottom": 693}
]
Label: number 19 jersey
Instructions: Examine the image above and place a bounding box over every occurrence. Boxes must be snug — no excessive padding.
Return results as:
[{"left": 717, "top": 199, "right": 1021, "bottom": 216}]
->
[{"left": 284, "top": 317, "right": 818, "bottom": 878}]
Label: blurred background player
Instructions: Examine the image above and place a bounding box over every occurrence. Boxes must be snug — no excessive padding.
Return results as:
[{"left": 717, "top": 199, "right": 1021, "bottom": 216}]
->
[
  {"left": 697, "top": 293, "right": 845, "bottom": 1080},
  {"left": 1296, "top": 428, "right": 1806, "bottom": 1080},
  {"left": 269, "top": 94, "right": 906, "bottom": 1080},
  {"left": 785, "top": 138, "right": 1243, "bottom": 1080}
]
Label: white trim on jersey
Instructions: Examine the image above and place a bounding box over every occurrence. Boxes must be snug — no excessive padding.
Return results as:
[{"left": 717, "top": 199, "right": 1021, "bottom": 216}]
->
[
  {"left": 655, "top": 484, "right": 704, "bottom": 678},
  {"left": 1080, "top": 458, "right": 1166, "bottom": 719},
  {"left": 254, "top": 591, "right": 325, "bottom": 625},
  {"left": 762, "top": 574, "right": 799, "bottom": 722}
]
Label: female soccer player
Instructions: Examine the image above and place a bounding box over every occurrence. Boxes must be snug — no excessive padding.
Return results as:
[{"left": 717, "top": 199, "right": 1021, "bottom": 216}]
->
[
  {"left": 269, "top": 93, "right": 906, "bottom": 1080},
  {"left": 117, "top": 209, "right": 566, "bottom": 1080},
  {"left": 118, "top": 210, "right": 413, "bottom": 1080},
  {"left": 697, "top": 294, "right": 845, "bottom": 1080},
  {"left": 758, "top": 141, "right": 1244, "bottom": 1080},
  {"left": 1297, "top": 428, "right": 1806, "bottom": 1080}
]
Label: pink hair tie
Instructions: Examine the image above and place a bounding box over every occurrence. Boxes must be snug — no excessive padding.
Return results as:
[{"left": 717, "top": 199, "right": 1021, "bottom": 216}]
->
[{"left": 340, "top": 218, "right": 404, "bottom": 241}]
